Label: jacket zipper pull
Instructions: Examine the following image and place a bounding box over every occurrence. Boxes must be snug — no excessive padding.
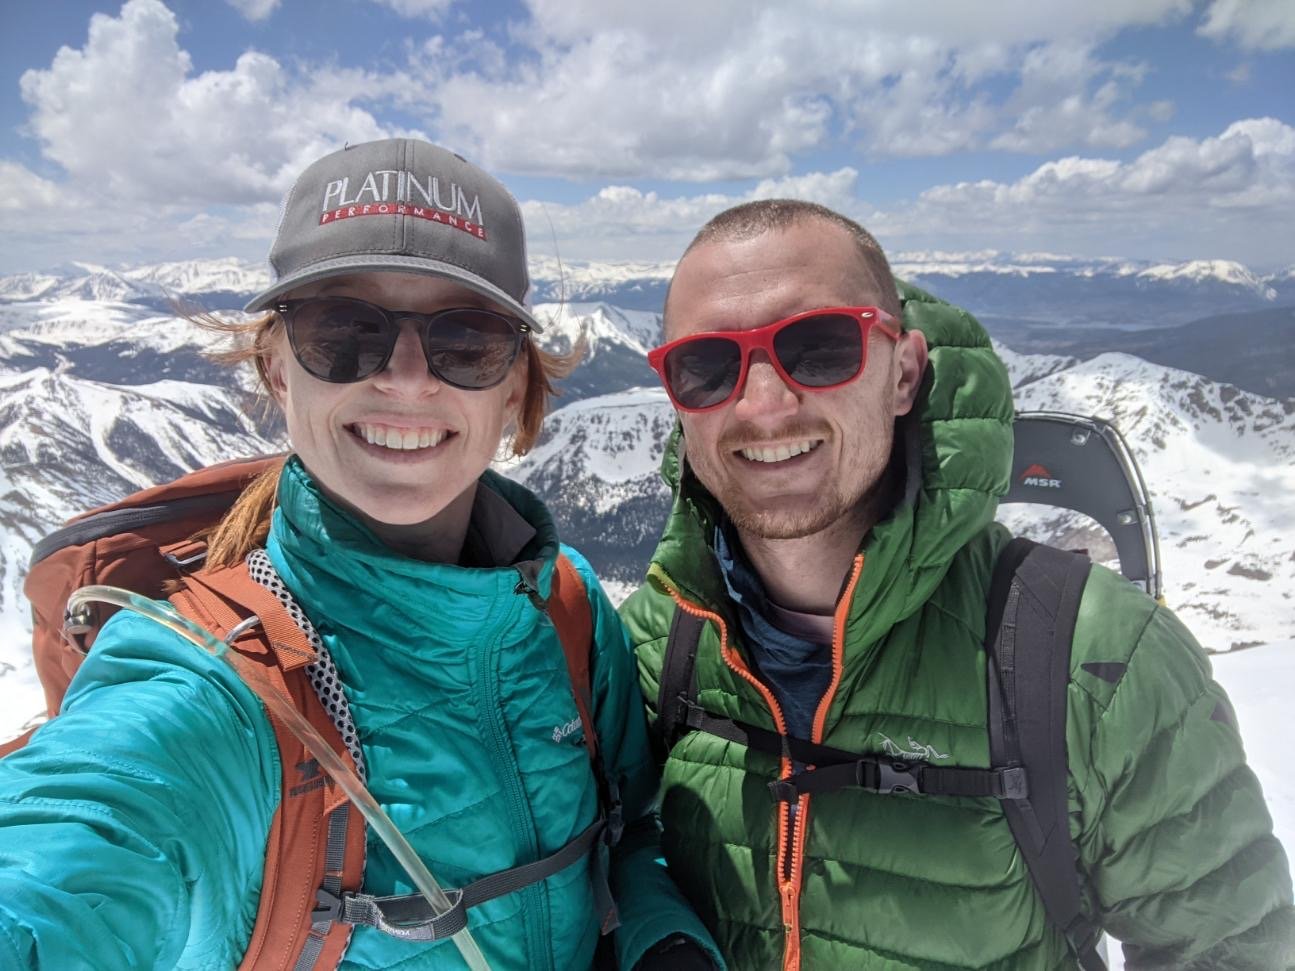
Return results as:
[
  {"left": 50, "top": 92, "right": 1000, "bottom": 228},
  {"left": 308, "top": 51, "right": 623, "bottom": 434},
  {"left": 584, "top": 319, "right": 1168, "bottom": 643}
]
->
[{"left": 514, "top": 565, "right": 548, "bottom": 615}]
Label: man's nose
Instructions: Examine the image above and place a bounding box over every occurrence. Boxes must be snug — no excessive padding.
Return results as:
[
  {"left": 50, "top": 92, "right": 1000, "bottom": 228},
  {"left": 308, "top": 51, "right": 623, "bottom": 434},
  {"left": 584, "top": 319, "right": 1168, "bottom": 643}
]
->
[
  {"left": 732, "top": 350, "right": 798, "bottom": 424},
  {"left": 373, "top": 322, "right": 440, "bottom": 392}
]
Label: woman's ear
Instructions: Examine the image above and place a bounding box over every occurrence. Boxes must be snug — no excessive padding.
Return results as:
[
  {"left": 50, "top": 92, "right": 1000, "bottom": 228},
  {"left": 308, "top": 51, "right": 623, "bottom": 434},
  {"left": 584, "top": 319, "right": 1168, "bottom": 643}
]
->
[
  {"left": 263, "top": 334, "right": 289, "bottom": 405},
  {"left": 506, "top": 352, "right": 528, "bottom": 417}
]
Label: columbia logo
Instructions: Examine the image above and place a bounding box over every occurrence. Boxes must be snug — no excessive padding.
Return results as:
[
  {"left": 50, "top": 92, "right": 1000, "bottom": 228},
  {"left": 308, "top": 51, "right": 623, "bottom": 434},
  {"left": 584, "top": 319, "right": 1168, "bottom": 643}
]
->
[
  {"left": 552, "top": 717, "right": 583, "bottom": 744},
  {"left": 1019, "top": 463, "right": 1062, "bottom": 489}
]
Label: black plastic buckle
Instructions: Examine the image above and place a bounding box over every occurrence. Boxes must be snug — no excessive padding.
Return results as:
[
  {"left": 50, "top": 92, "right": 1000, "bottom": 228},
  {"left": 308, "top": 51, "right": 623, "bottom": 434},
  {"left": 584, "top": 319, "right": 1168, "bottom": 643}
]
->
[
  {"left": 875, "top": 759, "right": 921, "bottom": 795},
  {"left": 767, "top": 778, "right": 799, "bottom": 803},
  {"left": 604, "top": 799, "right": 625, "bottom": 847},
  {"left": 312, "top": 887, "right": 343, "bottom": 924},
  {"left": 999, "top": 765, "right": 1029, "bottom": 800},
  {"left": 681, "top": 698, "right": 706, "bottom": 730},
  {"left": 163, "top": 549, "right": 208, "bottom": 571},
  {"left": 1063, "top": 914, "right": 1104, "bottom": 966}
]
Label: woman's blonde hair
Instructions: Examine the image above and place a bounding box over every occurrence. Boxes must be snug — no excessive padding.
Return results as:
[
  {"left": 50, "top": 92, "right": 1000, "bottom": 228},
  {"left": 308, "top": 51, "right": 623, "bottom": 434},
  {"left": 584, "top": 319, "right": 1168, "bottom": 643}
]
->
[{"left": 195, "top": 306, "right": 581, "bottom": 568}]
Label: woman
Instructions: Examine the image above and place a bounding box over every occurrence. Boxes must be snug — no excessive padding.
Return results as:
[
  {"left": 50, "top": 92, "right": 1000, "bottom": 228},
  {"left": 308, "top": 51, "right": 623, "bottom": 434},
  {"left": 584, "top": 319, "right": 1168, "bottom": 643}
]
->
[{"left": 0, "top": 139, "right": 720, "bottom": 970}]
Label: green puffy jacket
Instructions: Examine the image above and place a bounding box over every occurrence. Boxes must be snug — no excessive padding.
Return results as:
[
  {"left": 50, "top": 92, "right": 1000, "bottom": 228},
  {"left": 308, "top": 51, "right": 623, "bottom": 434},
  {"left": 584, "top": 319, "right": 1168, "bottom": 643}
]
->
[
  {"left": 620, "top": 284, "right": 1295, "bottom": 970},
  {"left": 0, "top": 457, "right": 721, "bottom": 970}
]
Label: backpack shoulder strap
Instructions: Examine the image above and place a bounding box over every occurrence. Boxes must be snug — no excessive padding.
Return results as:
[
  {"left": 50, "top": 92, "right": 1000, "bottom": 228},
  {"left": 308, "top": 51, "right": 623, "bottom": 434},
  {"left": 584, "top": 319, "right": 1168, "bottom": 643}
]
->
[
  {"left": 180, "top": 565, "right": 320, "bottom": 673},
  {"left": 654, "top": 605, "right": 706, "bottom": 755},
  {"left": 549, "top": 554, "right": 597, "bottom": 766},
  {"left": 172, "top": 564, "right": 365, "bottom": 971},
  {"left": 986, "top": 537, "right": 1106, "bottom": 971},
  {"left": 547, "top": 553, "right": 621, "bottom": 934}
]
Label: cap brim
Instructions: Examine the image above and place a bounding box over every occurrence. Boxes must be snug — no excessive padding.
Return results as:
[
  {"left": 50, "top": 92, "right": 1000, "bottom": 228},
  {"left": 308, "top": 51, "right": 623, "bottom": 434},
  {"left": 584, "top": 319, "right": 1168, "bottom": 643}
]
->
[{"left": 243, "top": 254, "right": 544, "bottom": 333}]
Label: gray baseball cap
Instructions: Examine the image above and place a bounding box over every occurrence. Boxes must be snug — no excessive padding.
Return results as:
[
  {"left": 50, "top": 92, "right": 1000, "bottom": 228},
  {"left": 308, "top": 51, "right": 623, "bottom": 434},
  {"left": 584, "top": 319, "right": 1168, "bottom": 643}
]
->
[{"left": 245, "top": 138, "right": 542, "bottom": 331}]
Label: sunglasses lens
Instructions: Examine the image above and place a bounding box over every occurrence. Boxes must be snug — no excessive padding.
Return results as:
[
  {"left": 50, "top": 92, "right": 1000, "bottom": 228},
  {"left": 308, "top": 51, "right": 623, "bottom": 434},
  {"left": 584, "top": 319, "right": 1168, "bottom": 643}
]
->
[
  {"left": 424, "top": 309, "right": 522, "bottom": 389},
  {"left": 773, "top": 313, "right": 863, "bottom": 387},
  {"left": 288, "top": 298, "right": 393, "bottom": 382},
  {"left": 663, "top": 337, "right": 743, "bottom": 410}
]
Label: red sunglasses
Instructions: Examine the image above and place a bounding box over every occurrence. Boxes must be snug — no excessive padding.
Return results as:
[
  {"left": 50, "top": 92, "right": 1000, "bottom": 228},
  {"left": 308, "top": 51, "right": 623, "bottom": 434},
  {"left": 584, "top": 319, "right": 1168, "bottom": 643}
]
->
[{"left": 647, "top": 306, "right": 900, "bottom": 413}]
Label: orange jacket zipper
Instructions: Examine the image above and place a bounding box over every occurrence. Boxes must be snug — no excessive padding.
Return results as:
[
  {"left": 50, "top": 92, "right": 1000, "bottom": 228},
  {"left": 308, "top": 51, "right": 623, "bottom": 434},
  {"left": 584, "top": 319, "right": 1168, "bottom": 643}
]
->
[{"left": 662, "top": 553, "right": 864, "bottom": 971}]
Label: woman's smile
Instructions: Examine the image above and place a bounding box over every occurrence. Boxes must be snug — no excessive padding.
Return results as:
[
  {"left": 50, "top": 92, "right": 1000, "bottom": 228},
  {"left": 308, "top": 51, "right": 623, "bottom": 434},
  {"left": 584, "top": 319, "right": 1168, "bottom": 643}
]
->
[{"left": 346, "top": 421, "right": 455, "bottom": 452}]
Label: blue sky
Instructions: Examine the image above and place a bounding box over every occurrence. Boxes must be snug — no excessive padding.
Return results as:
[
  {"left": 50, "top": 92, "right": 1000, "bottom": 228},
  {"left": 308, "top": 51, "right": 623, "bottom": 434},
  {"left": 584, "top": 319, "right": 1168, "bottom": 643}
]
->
[{"left": 2, "top": 0, "right": 1293, "bottom": 273}]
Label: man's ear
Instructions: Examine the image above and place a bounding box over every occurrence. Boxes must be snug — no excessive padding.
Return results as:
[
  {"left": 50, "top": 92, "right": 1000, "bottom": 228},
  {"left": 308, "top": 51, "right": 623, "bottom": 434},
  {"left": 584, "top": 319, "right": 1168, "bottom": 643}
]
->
[{"left": 892, "top": 329, "right": 929, "bottom": 417}]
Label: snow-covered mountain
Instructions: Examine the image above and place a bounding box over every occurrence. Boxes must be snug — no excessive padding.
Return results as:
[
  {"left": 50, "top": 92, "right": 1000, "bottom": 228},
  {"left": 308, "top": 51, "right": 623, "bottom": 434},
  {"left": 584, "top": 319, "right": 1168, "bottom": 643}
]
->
[
  {"left": 5, "top": 250, "right": 1293, "bottom": 320},
  {"left": 888, "top": 251, "right": 1280, "bottom": 296},
  {"left": 121, "top": 258, "right": 272, "bottom": 296},
  {"left": 499, "top": 387, "right": 675, "bottom": 591},
  {"left": 4, "top": 252, "right": 1290, "bottom": 397},
  {"left": 1, "top": 260, "right": 1292, "bottom": 733},
  {"left": 1001, "top": 354, "right": 1295, "bottom": 650}
]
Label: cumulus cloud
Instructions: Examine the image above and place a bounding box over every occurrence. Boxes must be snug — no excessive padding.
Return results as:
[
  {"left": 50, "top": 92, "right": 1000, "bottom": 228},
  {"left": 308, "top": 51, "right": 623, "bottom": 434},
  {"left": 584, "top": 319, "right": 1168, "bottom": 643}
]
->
[
  {"left": 518, "top": 119, "right": 1295, "bottom": 266},
  {"left": 868, "top": 118, "right": 1295, "bottom": 260},
  {"left": 12, "top": 0, "right": 1202, "bottom": 208},
  {"left": 929, "top": 118, "right": 1295, "bottom": 212},
  {"left": 5, "top": 0, "right": 1284, "bottom": 270},
  {"left": 989, "top": 43, "right": 1149, "bottom": 152},
  {"left": 224, "top": 0, "right": 279, "bottom": 21},
  {"left": 1198, "top": 0, "right": 1295, "bottom": 50},
  {"left": 519, "top": 167, "right": 867, "bottom": 261},
  {"left": 408, "top": 0, "right": 1196, "bottom": 177},
  {"left": 18, "top": 0, "right": 411, "bottom": 206},
  {"left": 369, "top": 0, "right": 457, "bottom": 18},
  {"left": 0, "top": 162, "right": 62, "bottom": 210},
  {"left": 2, "top": 0, "right": 425, "bottom": 269}
]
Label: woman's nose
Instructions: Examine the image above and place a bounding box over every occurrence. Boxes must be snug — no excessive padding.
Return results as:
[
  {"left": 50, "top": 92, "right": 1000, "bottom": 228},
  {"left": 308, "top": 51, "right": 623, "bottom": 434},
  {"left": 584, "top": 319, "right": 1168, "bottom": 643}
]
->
[{"left": 373, "top": 321, "right": 440, "bottom": 393}]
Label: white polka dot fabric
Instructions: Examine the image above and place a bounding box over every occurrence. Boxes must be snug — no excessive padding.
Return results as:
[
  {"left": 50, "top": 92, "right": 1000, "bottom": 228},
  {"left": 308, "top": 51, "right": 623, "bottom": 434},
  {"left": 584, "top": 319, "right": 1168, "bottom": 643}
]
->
[{"left": 246, "top": 548, "right": 367, "bottom": 782}]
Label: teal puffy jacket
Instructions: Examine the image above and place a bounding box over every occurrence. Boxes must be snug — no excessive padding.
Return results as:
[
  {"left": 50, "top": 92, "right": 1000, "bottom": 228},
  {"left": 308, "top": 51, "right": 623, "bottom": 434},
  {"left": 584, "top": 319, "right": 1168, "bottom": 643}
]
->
[
  {"left": 621, "top": 283, "right": 1295, "bottom": 969},
  {"left": 0, "top": 458, "right": 721, "bottom": 970}
]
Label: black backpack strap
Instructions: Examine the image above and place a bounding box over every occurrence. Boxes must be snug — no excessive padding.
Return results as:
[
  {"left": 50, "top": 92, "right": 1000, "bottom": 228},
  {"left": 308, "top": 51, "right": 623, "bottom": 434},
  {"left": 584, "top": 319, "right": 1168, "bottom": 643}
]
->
[
  {"left": 986, "top": 538, "right": 1106, "bottom": 971},
  {"left": 655, "top": 606, "right": 706, "bottom": 753},
  {"left": 324, "top": 819, "right": 607, "bottom": 942},
  {"left": 655, "top": 602, "right": 1027, "bottom": 803},
  {"left": 677, "top": 699, "right": 1026, "bottom": 802}
]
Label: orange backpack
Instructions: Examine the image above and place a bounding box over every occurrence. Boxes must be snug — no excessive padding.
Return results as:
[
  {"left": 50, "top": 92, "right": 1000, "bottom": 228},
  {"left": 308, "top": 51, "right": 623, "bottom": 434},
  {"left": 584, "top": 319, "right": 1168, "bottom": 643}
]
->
[{"left": 2, "top": 455, "right": 608, "bottom": 969}]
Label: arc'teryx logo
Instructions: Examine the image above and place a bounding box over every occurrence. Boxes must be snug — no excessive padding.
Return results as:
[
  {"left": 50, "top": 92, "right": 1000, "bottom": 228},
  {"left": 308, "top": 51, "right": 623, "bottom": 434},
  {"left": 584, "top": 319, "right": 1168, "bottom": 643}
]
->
[
  {"left": 874, "top": 733, "right": 950, "bottom": 762},
  {"left": 1019, "top": 462, "right": 1062, "bottom": 489},
  {"left": 319, "top": 169, "right": 487, "bottom": 239}
]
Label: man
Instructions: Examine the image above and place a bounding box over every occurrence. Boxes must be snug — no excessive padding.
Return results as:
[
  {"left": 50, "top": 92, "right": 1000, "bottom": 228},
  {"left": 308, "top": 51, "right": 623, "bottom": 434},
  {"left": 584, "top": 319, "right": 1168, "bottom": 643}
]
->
[{"left": 620, "top": 199, "right": 1295, "bottom": 969}]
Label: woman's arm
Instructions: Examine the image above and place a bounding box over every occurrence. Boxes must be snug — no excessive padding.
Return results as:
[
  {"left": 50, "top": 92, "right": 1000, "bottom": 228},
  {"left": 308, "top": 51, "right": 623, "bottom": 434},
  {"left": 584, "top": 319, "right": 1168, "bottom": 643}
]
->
[
  {"left": 0, "top": 609, "right": 281, "bottom": 970},
  {"left": 562, "top": 547, "right": 725, "bottom": 971}
]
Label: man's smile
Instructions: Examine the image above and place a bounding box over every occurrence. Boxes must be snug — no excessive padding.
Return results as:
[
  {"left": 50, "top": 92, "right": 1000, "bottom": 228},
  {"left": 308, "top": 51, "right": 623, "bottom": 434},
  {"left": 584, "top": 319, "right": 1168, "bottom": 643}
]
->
[{"left": 734, "top": 439, "right": 824, "bottom": 464}]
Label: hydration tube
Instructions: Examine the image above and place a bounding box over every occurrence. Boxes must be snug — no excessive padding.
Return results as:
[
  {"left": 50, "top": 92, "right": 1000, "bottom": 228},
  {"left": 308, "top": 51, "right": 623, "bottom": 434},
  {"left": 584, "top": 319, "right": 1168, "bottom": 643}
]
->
[{"left": 67, "top": 585, "right": 492, "bottom": 971}]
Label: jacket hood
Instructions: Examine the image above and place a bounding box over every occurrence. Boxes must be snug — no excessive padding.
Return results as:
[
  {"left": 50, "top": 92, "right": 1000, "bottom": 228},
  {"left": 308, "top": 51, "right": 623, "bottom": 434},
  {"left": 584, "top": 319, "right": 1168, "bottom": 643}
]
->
[{"left": 649, "top": 280, "right": 1014, "bottom": 650}]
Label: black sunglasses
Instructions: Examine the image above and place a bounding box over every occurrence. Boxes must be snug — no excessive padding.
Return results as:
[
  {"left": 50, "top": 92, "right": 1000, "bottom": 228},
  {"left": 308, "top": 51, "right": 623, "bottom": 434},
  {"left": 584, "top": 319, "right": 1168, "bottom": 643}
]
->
[{"left": 276, "top": 296, "right": 530, "bottom": 388}]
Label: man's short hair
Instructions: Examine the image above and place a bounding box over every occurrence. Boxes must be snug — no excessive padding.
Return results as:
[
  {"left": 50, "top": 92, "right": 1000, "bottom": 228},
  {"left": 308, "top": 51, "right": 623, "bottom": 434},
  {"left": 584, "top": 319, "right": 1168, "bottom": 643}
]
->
[{"left": 666, "top": 199, "right": 902, "bottom": 322}]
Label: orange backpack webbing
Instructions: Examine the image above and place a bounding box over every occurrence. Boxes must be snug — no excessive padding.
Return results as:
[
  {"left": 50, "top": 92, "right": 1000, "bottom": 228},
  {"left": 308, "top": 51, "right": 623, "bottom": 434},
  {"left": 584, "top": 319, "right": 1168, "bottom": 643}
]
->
[{"left": 1, "top": 455, "right": 612, "bottom": 968}]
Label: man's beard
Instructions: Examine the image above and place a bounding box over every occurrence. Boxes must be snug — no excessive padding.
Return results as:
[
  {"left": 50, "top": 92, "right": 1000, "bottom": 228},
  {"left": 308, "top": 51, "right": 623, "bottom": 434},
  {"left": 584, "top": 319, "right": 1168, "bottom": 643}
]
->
[
  {"left": 686, "top": 418, "right": 898, "bottom": 542},
  {"left": 723, "top": 458, "right": 896, "bottom": 540}
]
